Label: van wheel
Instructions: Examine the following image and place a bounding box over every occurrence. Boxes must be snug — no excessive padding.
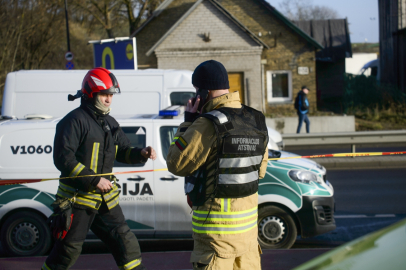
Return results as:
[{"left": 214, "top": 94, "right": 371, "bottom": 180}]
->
[
  {"left": 257, "top": 205, "right": 297, "bottom": 249},
  {"left": 0, "top": 211, "right": 52, "bottom": 256}
]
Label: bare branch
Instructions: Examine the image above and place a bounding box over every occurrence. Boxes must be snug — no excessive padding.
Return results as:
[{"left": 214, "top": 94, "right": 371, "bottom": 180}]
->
[{"left": 278, "top": 0, "right": 339, "bottom": 21}]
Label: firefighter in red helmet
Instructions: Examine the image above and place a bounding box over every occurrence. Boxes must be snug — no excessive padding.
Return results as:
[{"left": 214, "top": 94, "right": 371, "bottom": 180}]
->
[{"left": 42, "top": 67, "right": 156, "bottom": 270}]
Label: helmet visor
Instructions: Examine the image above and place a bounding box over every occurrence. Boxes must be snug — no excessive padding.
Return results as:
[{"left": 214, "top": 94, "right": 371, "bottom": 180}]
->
[
  {"left": 100, "top": 72, "right": 120, "bottom": 94},
  {"left": 99, "top": 85, "right": 121, "bottom": 95}
]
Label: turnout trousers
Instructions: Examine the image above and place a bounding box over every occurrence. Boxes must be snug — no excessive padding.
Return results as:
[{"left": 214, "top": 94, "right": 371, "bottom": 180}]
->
[
  {"left": 192, "top": 241, "right": 262, "bottom": 270},
  {"left": 190, "top": 194, "right": 262, "bottom": 270},
  {"left": 42, "top": 201, "right": 145, "bottom": 270}
]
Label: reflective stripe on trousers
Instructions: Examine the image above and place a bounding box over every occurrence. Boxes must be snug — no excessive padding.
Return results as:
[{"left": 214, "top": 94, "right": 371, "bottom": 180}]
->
[
  {"left": 119, "top": 258, "right": 142, "bottom": 270},
  {"left": 193, "top": 206, "right": 257, "bottom": 221},
  {"left": 41, "top": 262, "right": 51, "bottom": 270}
]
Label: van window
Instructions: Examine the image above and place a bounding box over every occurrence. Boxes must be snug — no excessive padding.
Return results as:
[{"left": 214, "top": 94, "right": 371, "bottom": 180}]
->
[
  {"left": 160, "top": 126, "right": 178, "bottom": 160},
  {"left": 114, "top": 126, "right": 146, "bottom": 167},
  {"left": 170, "top": 92, "right": 195, "bottom": 106}
]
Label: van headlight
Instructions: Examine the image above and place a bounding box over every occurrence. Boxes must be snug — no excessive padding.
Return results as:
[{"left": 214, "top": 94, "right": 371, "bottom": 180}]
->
[{"left": 289, "top": 170, "right": 321, "bottom": 184}]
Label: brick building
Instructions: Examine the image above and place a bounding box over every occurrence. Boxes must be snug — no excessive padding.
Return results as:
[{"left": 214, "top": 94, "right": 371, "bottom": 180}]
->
[{"left": 132, "top": 0, "right": 322, "bottom": 113}]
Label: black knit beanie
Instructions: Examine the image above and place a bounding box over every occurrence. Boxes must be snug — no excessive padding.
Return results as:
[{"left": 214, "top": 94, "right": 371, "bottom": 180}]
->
[{"left": 192, "top": 60, "right": 229, "bottom": 90}]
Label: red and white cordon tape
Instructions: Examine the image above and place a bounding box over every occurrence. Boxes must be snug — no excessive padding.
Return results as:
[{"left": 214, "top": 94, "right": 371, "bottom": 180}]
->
[
  {"left": 1, "top": 151, "right": 405, "bottom": 186},
  {"left": 267, "top": 151, "right": 406, "bottom": 160},
  {"left": 0, "top": 168, "right": 168, "bottom": 186}
]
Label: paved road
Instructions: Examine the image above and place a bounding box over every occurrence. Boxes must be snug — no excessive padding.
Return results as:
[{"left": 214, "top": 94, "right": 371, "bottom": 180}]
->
[
  {"left": 0, "top": 249, "right": 331, "bottom": 270},
  {"left": 331, "top": 168, "right": 406, "bottom": 214},
  {"left": 294, "top": 167, "right": 406, "bottom": 245},
  {"left": 1, "top": 168, "right": 405, "bottom": 269}
]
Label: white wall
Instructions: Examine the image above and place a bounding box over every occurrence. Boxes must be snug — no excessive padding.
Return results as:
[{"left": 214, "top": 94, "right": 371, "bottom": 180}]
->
[
  {"left": 345, "top": 53, "right": 378, "bottom": 75},
  {"left": 266, "top": 116, "right": 355, "bottom": 134}
]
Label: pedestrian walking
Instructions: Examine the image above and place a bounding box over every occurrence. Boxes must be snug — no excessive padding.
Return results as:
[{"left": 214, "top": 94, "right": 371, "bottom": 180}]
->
[{"left": 295, "top": 86, "right": 310, "bottom": 133}]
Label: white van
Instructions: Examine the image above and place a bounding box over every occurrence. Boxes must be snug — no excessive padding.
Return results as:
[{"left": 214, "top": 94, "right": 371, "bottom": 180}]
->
[
  {"left": 1, "top": 69, "right": 195, "bottom": 119},
  {"left": 359, "top": 59, "right": 380, "bottom": 80},
  {"left": 0, "top": 108, "right": 335, "bottom": 256},
  {"left": 1, "top": 69, "right": 284, "bottom": 149}
]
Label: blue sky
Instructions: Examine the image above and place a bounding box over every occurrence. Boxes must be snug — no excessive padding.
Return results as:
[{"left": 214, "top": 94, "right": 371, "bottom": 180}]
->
[{"left": 266, "top": 0, "right": 379, "bottom": 43}]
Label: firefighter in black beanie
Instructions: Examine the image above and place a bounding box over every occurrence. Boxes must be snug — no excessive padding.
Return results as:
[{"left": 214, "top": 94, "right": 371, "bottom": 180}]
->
[{"left": 167, "top": 60, "right": 269, "bottom": 269}]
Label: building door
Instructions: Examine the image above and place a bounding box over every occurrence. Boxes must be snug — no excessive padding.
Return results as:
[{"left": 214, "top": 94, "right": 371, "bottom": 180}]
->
[{"left": 228, "top": 73, "right": 245, "bottom": 104}]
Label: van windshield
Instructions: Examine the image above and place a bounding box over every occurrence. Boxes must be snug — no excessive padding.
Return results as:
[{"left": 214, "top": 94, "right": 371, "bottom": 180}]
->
[
  {"left": 160, "top": 126, "right": 178, "bottom": 160},
  {"left": 170, "top": 92, "right": 195, "bottom": 106}
]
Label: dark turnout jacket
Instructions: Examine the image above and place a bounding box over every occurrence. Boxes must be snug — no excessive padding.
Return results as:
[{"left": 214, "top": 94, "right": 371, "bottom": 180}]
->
[{"left": 54, "top": 101, "right": 147, "bottom": 210}]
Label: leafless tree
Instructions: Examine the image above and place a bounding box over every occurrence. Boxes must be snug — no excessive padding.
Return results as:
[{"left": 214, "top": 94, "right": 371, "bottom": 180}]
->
[
  {"left": 0, "top": 0, "right": 68, "bottom": 101},
  {"left": 120, "top": 0, "right": 164, "bottom": 36},
  {"left": 72, "top": 0, "right": 122, "bottom": 38},
  {"left": 278, "top": 0, "right": 339, "bottom": 21},
  {"left": 0, "top": 0, "right": 164, "bottom": 105},
  {"left": 70, "top": 0, "right": 164, "bottom": 38}
]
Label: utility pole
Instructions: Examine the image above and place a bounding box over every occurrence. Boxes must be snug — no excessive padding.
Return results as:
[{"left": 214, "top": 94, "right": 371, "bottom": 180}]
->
[{"left": 64, "top": 0, "right": 71, "bottom": 52}]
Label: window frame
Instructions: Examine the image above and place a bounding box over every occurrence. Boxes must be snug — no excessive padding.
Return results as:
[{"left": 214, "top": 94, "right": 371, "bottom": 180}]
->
[
  {"left": 114, "top": 126, "right": 147, "bottom": 168},
  {"left": 159, "top": 125, "right": 179, "bottom": 161},
  {"left": 169, "top": 91, "right": 195, "bottom": 106},
  {"left": 266, "top": 70, "right": 293, "bottom": 103}
]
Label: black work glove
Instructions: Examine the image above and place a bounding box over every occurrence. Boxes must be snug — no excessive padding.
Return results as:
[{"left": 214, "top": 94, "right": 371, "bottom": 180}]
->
[
  {"left": 185, "top": 111, "right": 199, "bottom": 122},
  {"left": 47, "top": 198, "right": 75, "bottom": 240}
]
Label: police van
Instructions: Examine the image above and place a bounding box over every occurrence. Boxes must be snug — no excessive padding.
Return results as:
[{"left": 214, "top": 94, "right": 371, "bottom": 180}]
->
[{"left": 0, "top": 108, "right": 335, "bottom": 256}]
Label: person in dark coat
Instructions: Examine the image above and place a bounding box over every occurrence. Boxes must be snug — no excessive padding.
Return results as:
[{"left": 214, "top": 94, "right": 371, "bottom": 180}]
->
[
  {"left": 42, "top": 67, "right": 156, "bottom": 270},
  {"left": 295, "top": 86, "right": 310, "bottom": 133}
]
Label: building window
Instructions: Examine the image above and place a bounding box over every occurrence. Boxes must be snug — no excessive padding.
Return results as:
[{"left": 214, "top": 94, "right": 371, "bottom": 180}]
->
[{"left": 267, "top": 70, "right": 292, "bottom": 102}]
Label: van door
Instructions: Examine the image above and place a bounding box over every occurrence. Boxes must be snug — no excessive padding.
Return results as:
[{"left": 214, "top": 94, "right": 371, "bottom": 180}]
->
[
  {"left": 152, "top": 124, "right": 192, "bottom": 235},
  {"left": 113, "top": 124, "right": 155, "bottom": 233}
]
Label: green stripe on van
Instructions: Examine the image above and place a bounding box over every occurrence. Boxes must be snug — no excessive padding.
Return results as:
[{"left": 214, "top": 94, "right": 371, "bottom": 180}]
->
[
  {"left": 0, "top": 185, "right": 55, "bottom": 210},
  {"left": 126, "top": 219, "right": 154, "bottom": 230},
  {"left": 259, "top": 184, "right": 302, "bottom": 209}
]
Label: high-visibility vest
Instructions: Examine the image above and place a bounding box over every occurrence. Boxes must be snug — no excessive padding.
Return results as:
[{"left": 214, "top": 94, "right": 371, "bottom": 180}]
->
[{"left": 186, "top": 105, "right": 268, "bottom": 206}]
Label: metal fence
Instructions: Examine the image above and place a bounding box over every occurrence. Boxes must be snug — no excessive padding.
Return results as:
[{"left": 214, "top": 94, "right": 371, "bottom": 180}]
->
[{"left": 282, "top": 130, "right": 406, "bottom": 153}]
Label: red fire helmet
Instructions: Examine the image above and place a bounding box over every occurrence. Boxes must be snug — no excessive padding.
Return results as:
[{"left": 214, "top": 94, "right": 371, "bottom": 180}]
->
[{"left": 81, "top": 67, "right": 121, "bottom": 98}]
